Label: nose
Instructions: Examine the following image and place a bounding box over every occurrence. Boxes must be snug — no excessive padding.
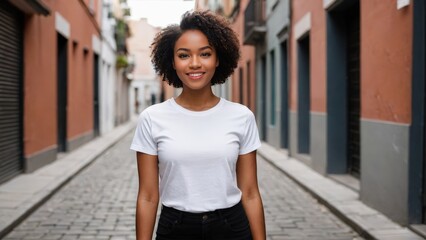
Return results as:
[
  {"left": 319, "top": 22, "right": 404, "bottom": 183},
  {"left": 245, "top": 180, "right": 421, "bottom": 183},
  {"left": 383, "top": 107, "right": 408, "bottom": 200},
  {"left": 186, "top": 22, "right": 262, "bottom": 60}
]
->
[{"left": 189, "top": 56, "right": 201, "bottom": 69}]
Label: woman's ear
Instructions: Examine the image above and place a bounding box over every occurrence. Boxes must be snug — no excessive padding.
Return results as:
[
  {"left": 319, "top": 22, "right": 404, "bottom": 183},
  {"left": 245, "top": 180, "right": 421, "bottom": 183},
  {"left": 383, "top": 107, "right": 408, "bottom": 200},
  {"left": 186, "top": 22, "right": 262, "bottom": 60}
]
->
[
  {"left": 172, "top": 61, "right": 176, "bottom": 69},
  {"left": 216, "top": 59, "right": 219, "bottom": 67}
]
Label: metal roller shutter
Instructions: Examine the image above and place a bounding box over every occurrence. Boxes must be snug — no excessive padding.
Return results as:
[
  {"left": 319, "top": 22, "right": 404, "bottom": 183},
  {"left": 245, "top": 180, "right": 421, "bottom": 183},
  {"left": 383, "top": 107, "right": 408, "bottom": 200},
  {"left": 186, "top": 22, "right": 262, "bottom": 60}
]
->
[{"left": 0, "top": 1, "right": 23, "bottom": 184}]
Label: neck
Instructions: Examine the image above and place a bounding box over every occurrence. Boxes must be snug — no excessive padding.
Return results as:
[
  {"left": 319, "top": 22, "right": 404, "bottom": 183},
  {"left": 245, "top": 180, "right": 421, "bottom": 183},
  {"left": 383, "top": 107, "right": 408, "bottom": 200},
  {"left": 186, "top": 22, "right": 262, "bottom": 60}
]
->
[{"left": 175, "top": 87, "right": 220, "bottom": 111}]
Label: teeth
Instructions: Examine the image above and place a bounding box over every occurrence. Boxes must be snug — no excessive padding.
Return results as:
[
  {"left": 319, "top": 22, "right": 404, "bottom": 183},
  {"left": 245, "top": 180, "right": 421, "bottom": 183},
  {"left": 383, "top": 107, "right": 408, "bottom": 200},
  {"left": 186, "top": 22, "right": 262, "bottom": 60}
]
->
[{"left": 189, "top": 73, "right": 202, "bottom": 77}]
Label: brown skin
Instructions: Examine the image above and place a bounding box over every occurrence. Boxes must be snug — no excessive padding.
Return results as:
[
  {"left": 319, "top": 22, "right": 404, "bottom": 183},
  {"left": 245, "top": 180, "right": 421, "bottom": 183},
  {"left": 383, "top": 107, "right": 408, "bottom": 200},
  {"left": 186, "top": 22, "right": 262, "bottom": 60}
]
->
[
  {"left": 173, "top": 29, "right": 220, "bottom": 110},
  {"left": 135, "top": 152, "right": 159, "bottom": 240},
  {"left": 237, "top": 151, "right": 266, "bottom": 240},
  {"left": 135, "top": 29, "right": 266, "bottom": 240}
]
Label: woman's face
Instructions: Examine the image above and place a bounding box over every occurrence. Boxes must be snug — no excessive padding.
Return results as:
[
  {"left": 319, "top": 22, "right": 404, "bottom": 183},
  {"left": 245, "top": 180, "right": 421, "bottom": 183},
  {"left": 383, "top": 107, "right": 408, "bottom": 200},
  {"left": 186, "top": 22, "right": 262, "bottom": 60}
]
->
[{"left": 173, "top": 29, "right": 219, "bottom": 91}]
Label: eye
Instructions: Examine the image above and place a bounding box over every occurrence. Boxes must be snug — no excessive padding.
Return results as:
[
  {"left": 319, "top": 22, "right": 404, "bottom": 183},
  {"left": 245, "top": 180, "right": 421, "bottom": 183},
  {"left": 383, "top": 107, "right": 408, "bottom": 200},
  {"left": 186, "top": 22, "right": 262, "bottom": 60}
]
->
[
  {"left": 177, "top": 53, "right": 189, "bottom": 59},
  {"left": 200, "top": 52, "right": 212, "bottom": 57}
]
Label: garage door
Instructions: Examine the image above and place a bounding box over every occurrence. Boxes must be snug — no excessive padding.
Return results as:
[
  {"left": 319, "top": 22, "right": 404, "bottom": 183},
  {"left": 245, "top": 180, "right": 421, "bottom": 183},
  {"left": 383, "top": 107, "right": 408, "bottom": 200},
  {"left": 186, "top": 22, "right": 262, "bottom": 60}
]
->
[{"left": 0, "top": 0, "right": 23, "bottom": 184}]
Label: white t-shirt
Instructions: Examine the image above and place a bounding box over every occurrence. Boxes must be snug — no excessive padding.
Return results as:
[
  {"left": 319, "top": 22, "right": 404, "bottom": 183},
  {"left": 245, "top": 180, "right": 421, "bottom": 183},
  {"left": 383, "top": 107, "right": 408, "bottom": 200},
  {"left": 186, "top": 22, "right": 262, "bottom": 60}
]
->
[{"left": 130, "top": 97, "right": 261, "bottom": 213}]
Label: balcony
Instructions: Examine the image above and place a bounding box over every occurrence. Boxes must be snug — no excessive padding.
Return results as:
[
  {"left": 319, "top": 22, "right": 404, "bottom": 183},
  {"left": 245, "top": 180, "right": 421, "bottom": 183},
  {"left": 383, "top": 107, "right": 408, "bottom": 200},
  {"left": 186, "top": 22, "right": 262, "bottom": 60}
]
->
[{"left": 244, "top": 0, "right": 266, "bottom": 45}]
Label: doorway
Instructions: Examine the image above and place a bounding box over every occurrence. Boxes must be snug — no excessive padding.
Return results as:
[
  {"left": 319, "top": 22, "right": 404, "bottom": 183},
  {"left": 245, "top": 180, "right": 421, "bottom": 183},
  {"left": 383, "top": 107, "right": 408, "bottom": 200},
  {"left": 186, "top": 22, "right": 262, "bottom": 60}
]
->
[
  {"left": 297, "top": 35, "right": 310, "bottom": 154},
  {"left": 57, "top": 33, "right": 68, "bottom": 152}
]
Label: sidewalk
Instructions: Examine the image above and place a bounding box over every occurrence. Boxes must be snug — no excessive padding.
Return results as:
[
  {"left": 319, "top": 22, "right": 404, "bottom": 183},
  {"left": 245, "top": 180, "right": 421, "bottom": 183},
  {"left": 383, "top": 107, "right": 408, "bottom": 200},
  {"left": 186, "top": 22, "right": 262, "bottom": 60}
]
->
[
  {"left": 257, "top": 143, "right": 423, "bottom": 240},
  {"left": 0, "top": 119, "right": 137, "bottom": 239},
  {"left": 0, "top": 119, "right": 423, "bottom": 239}
]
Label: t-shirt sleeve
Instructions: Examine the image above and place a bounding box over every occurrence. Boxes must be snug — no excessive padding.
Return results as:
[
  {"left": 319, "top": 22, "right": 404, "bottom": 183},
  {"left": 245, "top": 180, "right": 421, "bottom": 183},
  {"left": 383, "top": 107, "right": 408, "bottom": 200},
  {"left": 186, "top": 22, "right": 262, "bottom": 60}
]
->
[
  {"left": 239, "top": 111, "right": 262, "bottom": 155},
  {"left": 130, "top": 110, "right": 158, "bottom": 155}
]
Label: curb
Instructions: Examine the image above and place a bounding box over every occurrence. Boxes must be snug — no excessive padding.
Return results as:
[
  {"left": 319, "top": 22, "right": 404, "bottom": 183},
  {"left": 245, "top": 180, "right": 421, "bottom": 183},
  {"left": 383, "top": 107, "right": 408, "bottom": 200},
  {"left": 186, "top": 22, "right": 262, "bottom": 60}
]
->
[
  {"left": 257, "top": 143, "right": 423, "bottom": 240},
  {"left": 0, "top": 120, "right": 137, "bottom": 238}
]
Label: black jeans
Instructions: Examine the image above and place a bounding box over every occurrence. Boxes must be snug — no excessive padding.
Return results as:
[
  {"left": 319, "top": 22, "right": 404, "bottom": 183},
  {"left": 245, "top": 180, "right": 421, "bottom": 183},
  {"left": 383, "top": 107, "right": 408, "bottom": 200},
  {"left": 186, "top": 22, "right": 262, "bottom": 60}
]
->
[{"left": 156, "top": 201, "right": 253, "bottom": 240}]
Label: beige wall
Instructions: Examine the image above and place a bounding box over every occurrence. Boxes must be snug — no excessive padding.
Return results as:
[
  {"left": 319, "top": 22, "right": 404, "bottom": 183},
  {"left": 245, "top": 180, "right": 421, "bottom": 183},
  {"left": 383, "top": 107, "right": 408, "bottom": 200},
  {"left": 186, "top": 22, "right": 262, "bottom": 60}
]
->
[
  {"left": 127, "top": 18, "right": 163, "bottom": 108},
  {"left": 112, "top": 0, "right": 125, "bottom": 19},
  {"left": 162, "top": 81, "right": 176, "bottom": 101},
  {"left": 127, "top": 19, "right": 159, "bottom": 78}
]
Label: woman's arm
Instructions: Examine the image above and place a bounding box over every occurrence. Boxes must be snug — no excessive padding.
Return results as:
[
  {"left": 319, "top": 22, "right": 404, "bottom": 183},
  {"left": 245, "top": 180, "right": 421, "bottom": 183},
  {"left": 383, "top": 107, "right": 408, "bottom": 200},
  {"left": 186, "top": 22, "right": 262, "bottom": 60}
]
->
[
  {"left": 136, "top": 152, "right": 159, "bottom": 240},
  {"left": 237, "top": 151, "right": 266, "bottom": 240}
]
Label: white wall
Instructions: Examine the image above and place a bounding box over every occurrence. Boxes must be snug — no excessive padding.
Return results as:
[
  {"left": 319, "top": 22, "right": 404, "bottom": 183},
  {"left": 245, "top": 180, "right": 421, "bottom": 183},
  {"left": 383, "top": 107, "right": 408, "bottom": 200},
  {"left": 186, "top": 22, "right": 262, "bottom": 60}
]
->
[{"left": 99, "top": 0, "right": 118, "bottom": 134}]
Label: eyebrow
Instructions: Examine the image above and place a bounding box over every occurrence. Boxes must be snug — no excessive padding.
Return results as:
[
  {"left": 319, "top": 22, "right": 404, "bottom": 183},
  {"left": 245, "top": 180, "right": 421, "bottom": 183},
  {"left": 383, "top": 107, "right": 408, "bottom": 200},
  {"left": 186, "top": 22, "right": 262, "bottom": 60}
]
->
[{"left": 176, "top": 46, "right": 213, "bottom": 52}]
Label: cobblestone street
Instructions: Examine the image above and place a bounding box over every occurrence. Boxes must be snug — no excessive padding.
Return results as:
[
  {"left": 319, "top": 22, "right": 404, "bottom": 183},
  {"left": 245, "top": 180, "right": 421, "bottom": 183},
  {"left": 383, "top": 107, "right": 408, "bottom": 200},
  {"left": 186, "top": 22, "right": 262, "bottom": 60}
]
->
[
  {"left": 4, "top": 133, "right": 363, "bottom": 240},
  {"left": 258, "top": 157, "right": 363, "bottom": 240}
]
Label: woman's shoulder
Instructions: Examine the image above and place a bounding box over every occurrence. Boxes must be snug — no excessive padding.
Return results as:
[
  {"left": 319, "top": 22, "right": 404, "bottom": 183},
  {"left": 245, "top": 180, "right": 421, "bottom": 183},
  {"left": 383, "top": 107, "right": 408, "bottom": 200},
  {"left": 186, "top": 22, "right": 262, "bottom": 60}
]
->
[
  {"left": 138, "top": 99, "right": 173, "bottom": 118},
  {"left": 221, "top": 98, "right": 254, "bottom": 116}
]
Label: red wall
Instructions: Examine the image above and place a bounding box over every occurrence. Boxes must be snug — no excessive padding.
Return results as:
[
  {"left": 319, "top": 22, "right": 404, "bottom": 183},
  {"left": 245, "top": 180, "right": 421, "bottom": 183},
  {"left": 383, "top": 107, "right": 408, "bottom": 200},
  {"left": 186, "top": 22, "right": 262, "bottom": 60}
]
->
[
  {"left": 24, "top": 14, "right": 56, "bottom": 155},
  {"left": 24, "top": 0, "right": 100, "bottom": 156},
  {"left": 290, "top": 0, "right": 413, "bottom": 124},
  {"left": 361, "top": 0, "right": 412, "bottom": 124},
  {"left": 231, "top": 0, "right": 256, "bottom": 112},
  {"left": 289, "top": 0, "right": 326, "bottom": 113}
]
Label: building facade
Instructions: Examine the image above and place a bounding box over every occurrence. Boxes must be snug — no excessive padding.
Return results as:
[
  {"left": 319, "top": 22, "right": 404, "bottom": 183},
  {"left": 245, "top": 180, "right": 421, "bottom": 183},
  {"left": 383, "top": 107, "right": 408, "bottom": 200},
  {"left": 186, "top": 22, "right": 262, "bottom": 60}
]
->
[
  {"left": 230, "top": 0, "right": 257, "bottom": 113},
  {"left": 246, "top": 0, "right": 290, "bottom": 148},
  {"left": 127, "top": 18, "right": 161, "bottom": 114},
  {"left": 0, "top": 0, "right": 50, "bottom": 184},
  {"left": 99, "top": 0, "right": 118, "bottom": 135},
  {"left": 241, "top": 0, "right": 426, "bottom": 228},
  {"left": 195, "top": 0, "right": 426, "bottom": 229},
  {"left": 411, "top": 0, "right": 426, "bottom": 227},
  {"left": 288, "top": 0, "right": 416, "bottom": 226},
  {"left": 196, "top": 0, "right": 257, "bottom": 108},
  {"left": 111, "top": 0, "right": 132, "bottom": 125},
  {"left": 0, "top": 0, "right": 132, "bottom": 185},
  {"left": 0, "top": 0, "right": 103, "bottom": 182}
]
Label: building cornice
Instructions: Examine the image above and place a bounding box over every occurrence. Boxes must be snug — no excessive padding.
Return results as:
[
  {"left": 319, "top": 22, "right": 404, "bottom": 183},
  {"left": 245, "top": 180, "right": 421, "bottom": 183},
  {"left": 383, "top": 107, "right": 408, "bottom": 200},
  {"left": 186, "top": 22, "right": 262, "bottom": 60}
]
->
[{"left": 8, "top": 0, "right": 51, "bottom": 16}]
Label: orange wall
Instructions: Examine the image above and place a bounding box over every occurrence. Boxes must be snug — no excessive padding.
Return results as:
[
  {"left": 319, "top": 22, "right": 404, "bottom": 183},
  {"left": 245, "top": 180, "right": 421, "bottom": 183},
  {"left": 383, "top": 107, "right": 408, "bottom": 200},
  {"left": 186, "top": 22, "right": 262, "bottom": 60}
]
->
[
  {"left": 289, "top": 0, "right": 326, "bottom": 113},
  {"left": 361, "top": 0, "right": 412, "bottom": 123},
  {"left": 24, "top": 15, "right": 56, "bottom": 156},
  {"left": 56, "top": 0, "right": 100, "bottom": 139},
  {"left": 231, "top": 0, "right": 256, "bottom": 112},
  {"left": 290, "top": 0, "right": 412, "bottom": 124},
  {"left": 24, "top": 0, "right": 100, "bottom": 156}
]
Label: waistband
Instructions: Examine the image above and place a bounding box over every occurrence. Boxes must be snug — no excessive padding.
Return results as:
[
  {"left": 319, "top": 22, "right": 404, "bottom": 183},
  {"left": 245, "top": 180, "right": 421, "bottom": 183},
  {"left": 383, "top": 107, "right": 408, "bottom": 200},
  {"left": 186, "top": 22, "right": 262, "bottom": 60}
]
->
[{"left": 161, "top": 201, "right": 243, "bottom": 219}]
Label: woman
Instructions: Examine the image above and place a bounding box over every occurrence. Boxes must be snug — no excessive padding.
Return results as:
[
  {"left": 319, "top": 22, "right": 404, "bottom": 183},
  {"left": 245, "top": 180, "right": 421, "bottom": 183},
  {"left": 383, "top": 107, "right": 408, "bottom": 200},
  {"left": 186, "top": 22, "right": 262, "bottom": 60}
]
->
[{"left": 130, "top": 10, "right": 266, "bottom": 240}]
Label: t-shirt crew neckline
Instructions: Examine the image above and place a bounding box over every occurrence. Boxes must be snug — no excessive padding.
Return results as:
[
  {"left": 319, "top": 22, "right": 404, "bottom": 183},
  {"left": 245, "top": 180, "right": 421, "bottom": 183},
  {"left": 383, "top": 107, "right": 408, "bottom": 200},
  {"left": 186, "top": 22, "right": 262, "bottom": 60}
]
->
[{"left": 170, "top": 97, "right": 224, "bottom": 116}]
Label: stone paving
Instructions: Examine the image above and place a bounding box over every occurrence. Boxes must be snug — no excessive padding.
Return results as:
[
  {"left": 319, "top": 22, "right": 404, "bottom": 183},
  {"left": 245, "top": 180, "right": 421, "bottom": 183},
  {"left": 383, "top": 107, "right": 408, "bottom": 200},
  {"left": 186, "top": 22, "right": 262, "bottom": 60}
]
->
[
  {"left": 4, "top": 133, "right": 363, "bottom": 240},
  {"left": 258, "top": 155, "right": 362, "bottom": 240}
]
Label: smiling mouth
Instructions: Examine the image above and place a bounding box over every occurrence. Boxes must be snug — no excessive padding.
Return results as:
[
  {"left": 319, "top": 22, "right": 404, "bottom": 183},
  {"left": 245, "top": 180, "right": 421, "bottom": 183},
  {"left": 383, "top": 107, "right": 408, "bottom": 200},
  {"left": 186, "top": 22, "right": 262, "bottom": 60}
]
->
[{"left": 187, "top": 72, "right": 204, "bottom": 79}]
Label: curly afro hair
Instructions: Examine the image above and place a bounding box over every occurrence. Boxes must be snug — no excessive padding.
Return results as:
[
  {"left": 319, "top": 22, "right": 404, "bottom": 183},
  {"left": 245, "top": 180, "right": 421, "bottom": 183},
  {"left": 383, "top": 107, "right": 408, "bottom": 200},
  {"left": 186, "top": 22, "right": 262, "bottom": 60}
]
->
[{"left": 150, "top": 10, "right": 240, "bottom": 88}]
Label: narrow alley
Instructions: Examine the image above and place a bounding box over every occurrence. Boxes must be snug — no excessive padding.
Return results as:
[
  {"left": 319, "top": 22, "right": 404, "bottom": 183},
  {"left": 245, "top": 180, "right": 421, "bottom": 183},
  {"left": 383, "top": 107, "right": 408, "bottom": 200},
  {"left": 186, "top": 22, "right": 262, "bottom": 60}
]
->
[{"left": 3, "top": 133, "right": 362, "bottom": 240}]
